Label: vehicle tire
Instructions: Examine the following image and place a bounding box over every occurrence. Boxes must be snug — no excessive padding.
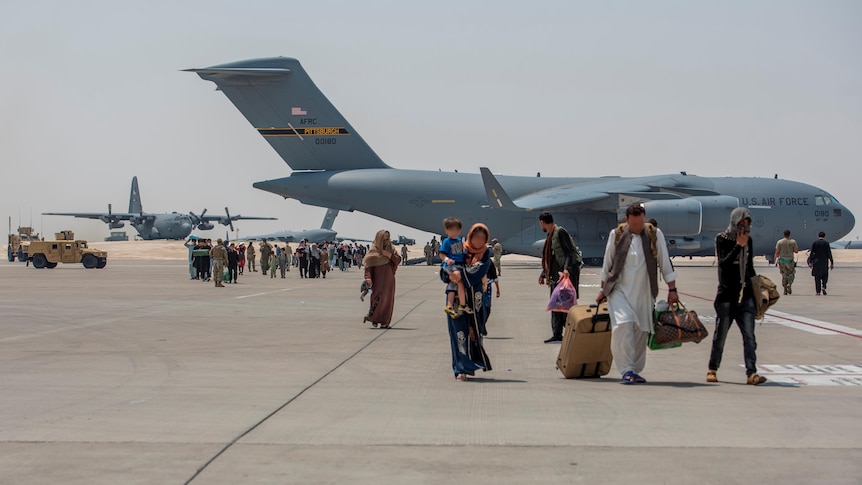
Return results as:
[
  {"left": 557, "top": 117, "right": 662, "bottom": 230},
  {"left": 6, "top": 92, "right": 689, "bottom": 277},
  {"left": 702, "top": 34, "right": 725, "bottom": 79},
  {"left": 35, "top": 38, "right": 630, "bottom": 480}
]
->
[
  {"left": 96, "top": 259, "right": 107, "bottom": 269},
  {"left": 32, "top": 254, "right": 47, "bottom": 269},
  {"left": 7, "top": 248, "right": 13, "bottom": 262},
  {"left": 46, "top": 262, "right": 58, "bottom": 268},
  {"left": 18, "top": 248, "right": 26, "bottom": 263},
  {"left": 82, "top": 254, "right": 97, "bottom": 269}
]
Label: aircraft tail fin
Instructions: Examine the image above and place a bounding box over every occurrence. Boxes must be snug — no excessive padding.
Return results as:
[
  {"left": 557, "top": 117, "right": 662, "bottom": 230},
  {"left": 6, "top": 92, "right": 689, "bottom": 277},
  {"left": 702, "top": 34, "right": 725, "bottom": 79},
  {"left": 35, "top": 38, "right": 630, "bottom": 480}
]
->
[
  {"left": 480, "top": 168, "right": 520, "bottom": 210},
  {"left": 320, "top": 209, "right": 339, "bottom": 230},
  {"left": 186, "top": 57, "right": 390, "bottom": 172},
  {"left": 129, "top": 176, "right": 143, "bottom": 214}
]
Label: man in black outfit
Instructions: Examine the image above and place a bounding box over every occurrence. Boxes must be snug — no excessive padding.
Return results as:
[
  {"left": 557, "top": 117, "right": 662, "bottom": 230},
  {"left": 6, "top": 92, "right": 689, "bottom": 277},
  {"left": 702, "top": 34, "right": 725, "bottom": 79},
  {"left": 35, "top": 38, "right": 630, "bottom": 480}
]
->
[
  {"left": 808, "top": 232, "right": 834, "bottom": 296},
  {"left": 707, "top": 208, "right": 767, "bottom": 386},
  {"left": 296, "top": 241, "right": 309, "bottom": 278},
  {"left": 227, "top": 243, "right": 239, "bottom": 284},
  {"left": 537, "top": 212, "right": 580, "bottom": 344}
]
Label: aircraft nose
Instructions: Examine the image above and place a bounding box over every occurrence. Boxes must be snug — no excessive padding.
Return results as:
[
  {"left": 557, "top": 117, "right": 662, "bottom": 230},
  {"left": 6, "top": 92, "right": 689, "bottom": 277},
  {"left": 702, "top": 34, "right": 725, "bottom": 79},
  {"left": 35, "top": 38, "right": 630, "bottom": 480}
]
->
[{"left": 844, "top": 206, "right": 856, "bottom": 236}]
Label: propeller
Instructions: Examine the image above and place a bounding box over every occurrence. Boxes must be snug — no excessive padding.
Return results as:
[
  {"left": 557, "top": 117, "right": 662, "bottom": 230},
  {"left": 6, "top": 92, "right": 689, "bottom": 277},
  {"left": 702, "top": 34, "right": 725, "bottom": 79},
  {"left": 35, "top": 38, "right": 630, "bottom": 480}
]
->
[
  {"left": 224, "top": 207, "right": 235, "bottom": 232},
  {"left": 189, "top": 208, "right": 208, "bottom": 226},
  {"left": 106, "top": 203, "right": 125, "bottom": 228}
]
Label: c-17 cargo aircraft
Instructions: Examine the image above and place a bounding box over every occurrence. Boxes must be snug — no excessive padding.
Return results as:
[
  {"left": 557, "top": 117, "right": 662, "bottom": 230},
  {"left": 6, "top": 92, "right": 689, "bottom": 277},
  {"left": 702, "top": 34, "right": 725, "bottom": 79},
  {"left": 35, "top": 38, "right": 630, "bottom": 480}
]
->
[
  {"left": 45, "top": 176, "right": 277, "bottom": 241},
  {"left": 187, "top": 57, "right": 855, "bottom": 264}
]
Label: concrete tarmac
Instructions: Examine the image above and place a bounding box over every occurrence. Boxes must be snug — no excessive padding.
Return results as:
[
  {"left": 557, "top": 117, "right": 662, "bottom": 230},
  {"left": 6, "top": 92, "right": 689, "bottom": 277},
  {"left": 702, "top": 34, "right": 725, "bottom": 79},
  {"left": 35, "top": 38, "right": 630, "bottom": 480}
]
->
[{"left": 1, "top": 259, "right": 860, "bottom": 484}]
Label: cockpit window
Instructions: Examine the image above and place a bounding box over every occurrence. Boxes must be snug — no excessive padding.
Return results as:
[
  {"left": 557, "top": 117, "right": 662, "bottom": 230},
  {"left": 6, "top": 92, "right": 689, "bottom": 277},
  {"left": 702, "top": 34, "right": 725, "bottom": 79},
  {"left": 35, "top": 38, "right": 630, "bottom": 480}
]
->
[{"left": 815, "top": 195, "right": 833, "bottom": 206}]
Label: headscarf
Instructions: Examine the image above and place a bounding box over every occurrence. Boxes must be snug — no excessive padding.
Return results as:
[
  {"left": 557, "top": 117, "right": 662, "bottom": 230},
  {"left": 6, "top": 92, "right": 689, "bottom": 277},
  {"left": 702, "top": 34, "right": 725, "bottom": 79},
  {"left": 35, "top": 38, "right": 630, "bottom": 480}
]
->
[
  {"left": 464, "top": 223, "right": 490, "bottom": 265},
  {"left": 723, "top": 207, "right": 753, "bottom": 296},
  {"left": 363, "top": 230, "right": 395, "bottom": 267}
]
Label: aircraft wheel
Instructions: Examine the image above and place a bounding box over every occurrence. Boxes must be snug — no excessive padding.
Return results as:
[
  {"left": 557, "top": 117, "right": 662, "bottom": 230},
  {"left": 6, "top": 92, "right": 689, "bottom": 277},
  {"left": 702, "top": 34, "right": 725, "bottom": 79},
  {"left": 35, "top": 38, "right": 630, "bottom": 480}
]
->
[
  {"left": 32, "top": 254, "right": 47, "bottom": 269},
  {"left": 82, "top": 254, "right": 97, "bottom": 269},
  {"left": 46, "top": 262, "right": 58, "bottom": 268},
  {"left": 96, "top": 259, "right": 107, "bottom": 269}
]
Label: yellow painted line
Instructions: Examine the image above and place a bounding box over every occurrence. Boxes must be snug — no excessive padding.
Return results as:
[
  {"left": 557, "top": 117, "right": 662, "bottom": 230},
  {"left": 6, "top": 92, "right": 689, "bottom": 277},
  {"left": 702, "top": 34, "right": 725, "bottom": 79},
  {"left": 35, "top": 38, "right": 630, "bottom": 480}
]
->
[{"left": 431, "top": 200, "right": 456, "bottom": 204}]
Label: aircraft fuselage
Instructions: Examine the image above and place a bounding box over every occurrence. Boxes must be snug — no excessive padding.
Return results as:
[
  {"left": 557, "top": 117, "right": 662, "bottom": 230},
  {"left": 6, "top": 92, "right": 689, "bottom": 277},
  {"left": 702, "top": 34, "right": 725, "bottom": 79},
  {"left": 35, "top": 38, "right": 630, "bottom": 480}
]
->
[{"left": 255, "top": 170, "right": 855, "bottom": 263}]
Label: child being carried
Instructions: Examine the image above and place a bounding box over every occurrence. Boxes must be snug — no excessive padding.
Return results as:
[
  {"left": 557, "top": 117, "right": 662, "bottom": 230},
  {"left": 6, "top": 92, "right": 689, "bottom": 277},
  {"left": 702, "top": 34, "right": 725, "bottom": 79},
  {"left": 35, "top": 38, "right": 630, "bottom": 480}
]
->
[{"left": 440, "top": 217, "right": 473, "bottom": 317}]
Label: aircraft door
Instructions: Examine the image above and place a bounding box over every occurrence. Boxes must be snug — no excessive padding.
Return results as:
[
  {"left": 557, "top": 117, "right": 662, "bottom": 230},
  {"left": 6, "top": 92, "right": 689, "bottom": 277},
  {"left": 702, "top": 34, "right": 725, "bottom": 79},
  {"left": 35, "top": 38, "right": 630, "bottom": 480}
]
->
[
  {"left": 521, "top": 217, "right": 537, "bottom": 244},
  {"left": 595, "top": 214, "right": 615, "bottom": 243},
  {"left": 564, "top": 216, "right": 579, "bottom": 241}
]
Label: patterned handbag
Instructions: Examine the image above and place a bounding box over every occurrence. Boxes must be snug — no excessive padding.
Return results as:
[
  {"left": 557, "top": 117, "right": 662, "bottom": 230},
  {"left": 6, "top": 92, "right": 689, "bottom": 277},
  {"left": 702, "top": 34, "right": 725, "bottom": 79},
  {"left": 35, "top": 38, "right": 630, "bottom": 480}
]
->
[{"left": 654, "top": 303, "right": 709, "bottom": 345}]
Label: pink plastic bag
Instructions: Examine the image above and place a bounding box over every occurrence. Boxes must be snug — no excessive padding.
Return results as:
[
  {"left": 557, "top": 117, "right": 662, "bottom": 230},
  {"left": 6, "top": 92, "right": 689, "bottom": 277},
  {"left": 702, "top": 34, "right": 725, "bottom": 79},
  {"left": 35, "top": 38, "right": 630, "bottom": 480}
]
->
[{"left": 546, "top": 274, "right": 577, "bottom": 312}]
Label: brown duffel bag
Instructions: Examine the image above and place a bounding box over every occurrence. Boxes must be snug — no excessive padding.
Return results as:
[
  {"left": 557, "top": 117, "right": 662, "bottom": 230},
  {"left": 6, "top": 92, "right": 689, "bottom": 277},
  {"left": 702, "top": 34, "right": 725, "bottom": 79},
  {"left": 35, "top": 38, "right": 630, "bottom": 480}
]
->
[{"left": 654, "top": 303, "right": 709, "bottom": 345}]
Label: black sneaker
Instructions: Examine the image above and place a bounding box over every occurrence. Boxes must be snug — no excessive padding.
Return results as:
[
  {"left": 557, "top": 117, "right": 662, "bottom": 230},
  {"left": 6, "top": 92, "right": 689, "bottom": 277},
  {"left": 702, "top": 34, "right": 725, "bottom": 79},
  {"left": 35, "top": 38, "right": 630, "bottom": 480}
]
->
[{"left": 544, "top": 336, "right": 563, "bottom": 344}]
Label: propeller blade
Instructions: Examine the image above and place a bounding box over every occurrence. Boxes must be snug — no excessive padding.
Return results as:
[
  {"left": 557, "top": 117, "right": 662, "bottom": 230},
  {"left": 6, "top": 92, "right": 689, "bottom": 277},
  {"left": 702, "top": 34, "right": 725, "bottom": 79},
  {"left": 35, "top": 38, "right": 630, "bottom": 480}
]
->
[{"left": 225, "top": 207, "right": 234, "bottom": 232}]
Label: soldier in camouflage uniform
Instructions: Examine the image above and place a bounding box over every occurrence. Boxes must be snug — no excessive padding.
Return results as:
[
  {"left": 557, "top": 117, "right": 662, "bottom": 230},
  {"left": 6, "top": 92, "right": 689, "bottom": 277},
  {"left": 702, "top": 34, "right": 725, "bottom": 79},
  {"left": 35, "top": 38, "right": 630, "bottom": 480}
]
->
[
  {"left": 246, "top": 243, "right": 257, "bottom": 272},
  {"left": 209, "top": 238, "right": 228, "bottom": 287},
  {"left": 774, "top": 230, "right": 798, "bottom": 295},
  {"left": 260, "top": 238, "right": 273, "bottom": 276}
]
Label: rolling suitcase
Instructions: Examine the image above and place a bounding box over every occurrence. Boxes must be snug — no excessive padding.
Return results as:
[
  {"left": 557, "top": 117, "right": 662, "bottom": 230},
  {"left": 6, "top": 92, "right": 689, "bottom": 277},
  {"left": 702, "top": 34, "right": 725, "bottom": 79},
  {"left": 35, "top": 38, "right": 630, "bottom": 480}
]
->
[{"left": 556, "top": 303, "right": 613, "bottom": 378}]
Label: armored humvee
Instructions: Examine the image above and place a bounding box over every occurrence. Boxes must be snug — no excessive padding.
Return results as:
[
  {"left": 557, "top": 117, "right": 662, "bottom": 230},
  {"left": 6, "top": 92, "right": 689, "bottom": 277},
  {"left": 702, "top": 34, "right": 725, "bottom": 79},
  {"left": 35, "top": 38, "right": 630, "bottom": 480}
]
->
[
  {"left": 7, "top": 227, "right": 41, "bottom": 262},
  {"left": 391, "top": 235, "right": 416, "bottom": 246},
  {"left": 22, "top": 230, "right": 108, "bottom": 269}
]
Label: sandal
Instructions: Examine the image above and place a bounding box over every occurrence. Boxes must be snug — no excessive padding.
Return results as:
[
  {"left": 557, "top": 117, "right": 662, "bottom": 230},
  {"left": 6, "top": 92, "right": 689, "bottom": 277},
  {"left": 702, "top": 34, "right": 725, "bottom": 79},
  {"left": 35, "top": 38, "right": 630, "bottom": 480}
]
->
[
  {"left": 747, "top": 374, "right": 767, "bottom": 385},
  {"left": 371, "top": 322, "right": 378, "bottom": 328},
  {"left": 632, "top": 373, "right": 647, "bottom": 384},
  {"left": 456, "top": 373, "right": 467, "bottom": 381},
  {"left": 707, "top": 370, "right": 718, "bottom": 383},
  {"left": 621, "top": 371, "right": 638, "bottom": 385}
]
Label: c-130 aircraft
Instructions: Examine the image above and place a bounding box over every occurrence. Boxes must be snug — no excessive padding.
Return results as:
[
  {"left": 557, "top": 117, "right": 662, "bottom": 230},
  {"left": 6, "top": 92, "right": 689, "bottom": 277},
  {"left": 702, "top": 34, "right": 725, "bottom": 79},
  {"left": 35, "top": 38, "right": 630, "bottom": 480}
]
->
[
  {"left": 45, "top": 176, "right": 276, "bottom": 240},
  {"left": 187, "top": 57, "right": 855, "bottom": 265}
]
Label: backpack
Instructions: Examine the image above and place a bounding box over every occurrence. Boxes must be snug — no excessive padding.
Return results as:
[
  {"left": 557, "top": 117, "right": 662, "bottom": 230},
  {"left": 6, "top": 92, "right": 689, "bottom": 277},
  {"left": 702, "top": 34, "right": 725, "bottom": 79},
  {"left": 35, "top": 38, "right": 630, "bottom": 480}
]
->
[{"left": 750, "top": 275, "right": 780, "bottom": 320}]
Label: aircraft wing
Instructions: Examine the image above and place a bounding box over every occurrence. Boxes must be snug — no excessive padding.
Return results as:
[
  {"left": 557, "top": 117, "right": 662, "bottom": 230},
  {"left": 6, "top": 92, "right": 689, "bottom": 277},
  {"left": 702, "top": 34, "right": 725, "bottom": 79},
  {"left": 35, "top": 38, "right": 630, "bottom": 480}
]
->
[
  {"left": 43, "top": 212, "right": 152, "bottom": 222},
  {"left": 512, "top": 187, "right": 615, "bottom": 211},
  {"left": 198, "top": 215, "right": 277, "bottom": 227},
  {"left": 480, "top": 168, "right": 720, "bottom": 212}
]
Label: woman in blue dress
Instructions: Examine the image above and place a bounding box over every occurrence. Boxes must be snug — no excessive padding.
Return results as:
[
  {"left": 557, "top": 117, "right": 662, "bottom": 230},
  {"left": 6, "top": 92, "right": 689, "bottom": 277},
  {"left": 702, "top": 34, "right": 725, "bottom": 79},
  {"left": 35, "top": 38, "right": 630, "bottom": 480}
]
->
[{"left": 445, "top": 223, "right": 493, "bottom": 381}]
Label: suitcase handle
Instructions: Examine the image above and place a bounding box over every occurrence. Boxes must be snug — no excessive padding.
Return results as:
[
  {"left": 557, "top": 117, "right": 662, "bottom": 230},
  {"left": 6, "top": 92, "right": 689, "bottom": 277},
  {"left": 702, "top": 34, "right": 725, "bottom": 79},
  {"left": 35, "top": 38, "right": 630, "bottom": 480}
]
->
[{"left": 590, "top": 303, "right": 610, "bottom": 323}]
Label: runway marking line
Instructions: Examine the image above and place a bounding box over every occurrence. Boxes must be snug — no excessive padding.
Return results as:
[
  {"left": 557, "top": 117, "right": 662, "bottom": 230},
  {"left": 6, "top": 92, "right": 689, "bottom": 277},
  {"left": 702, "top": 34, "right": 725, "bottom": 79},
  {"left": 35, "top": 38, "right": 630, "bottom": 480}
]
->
[
  {"left": 677, "top": 290, "right": 862, "bottom": 340},
  {"left": 234, "top": 288, "right": 294, "bottom": 299},
  {"left": 741, "top": 364, "right": 862, "bottom": 387}
]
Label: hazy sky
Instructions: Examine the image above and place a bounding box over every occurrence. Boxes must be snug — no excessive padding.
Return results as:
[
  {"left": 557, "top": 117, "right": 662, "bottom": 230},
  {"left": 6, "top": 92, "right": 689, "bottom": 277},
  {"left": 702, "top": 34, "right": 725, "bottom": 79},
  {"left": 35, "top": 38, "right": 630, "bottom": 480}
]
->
[{"left": 2, "top": 1, "right": 860, "bottom": 243}]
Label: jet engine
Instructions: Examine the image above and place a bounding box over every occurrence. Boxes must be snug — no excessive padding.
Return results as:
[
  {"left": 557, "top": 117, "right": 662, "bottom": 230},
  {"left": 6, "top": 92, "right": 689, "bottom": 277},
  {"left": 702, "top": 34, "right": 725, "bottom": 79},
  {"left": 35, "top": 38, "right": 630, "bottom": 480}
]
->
[
  {"left": 641, "top": 196, "right": 739, "bottom": 236},
  {"left": 197, "top": 222, "right": 214, "bottom": 231},
  {"left": 109, "top": 221, "right": 125, "bottom": 229}
]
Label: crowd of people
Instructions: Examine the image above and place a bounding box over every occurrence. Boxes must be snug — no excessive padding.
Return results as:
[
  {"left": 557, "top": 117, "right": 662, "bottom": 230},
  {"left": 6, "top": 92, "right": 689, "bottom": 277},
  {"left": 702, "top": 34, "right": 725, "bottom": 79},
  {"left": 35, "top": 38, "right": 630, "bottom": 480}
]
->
[
  {"left": 185, "top": 237, "right": 371, "bottom": 286},
  {"left": 184, "top": 207, "right": 837, "bottom": 386}
]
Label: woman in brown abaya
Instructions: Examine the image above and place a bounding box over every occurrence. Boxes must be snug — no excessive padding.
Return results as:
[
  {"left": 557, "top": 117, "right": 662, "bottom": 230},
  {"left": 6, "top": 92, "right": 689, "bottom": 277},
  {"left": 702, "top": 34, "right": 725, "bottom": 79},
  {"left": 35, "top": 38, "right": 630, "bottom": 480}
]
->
[{"left": 363, "top": 230, "right": 402, "bottom": 328}]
